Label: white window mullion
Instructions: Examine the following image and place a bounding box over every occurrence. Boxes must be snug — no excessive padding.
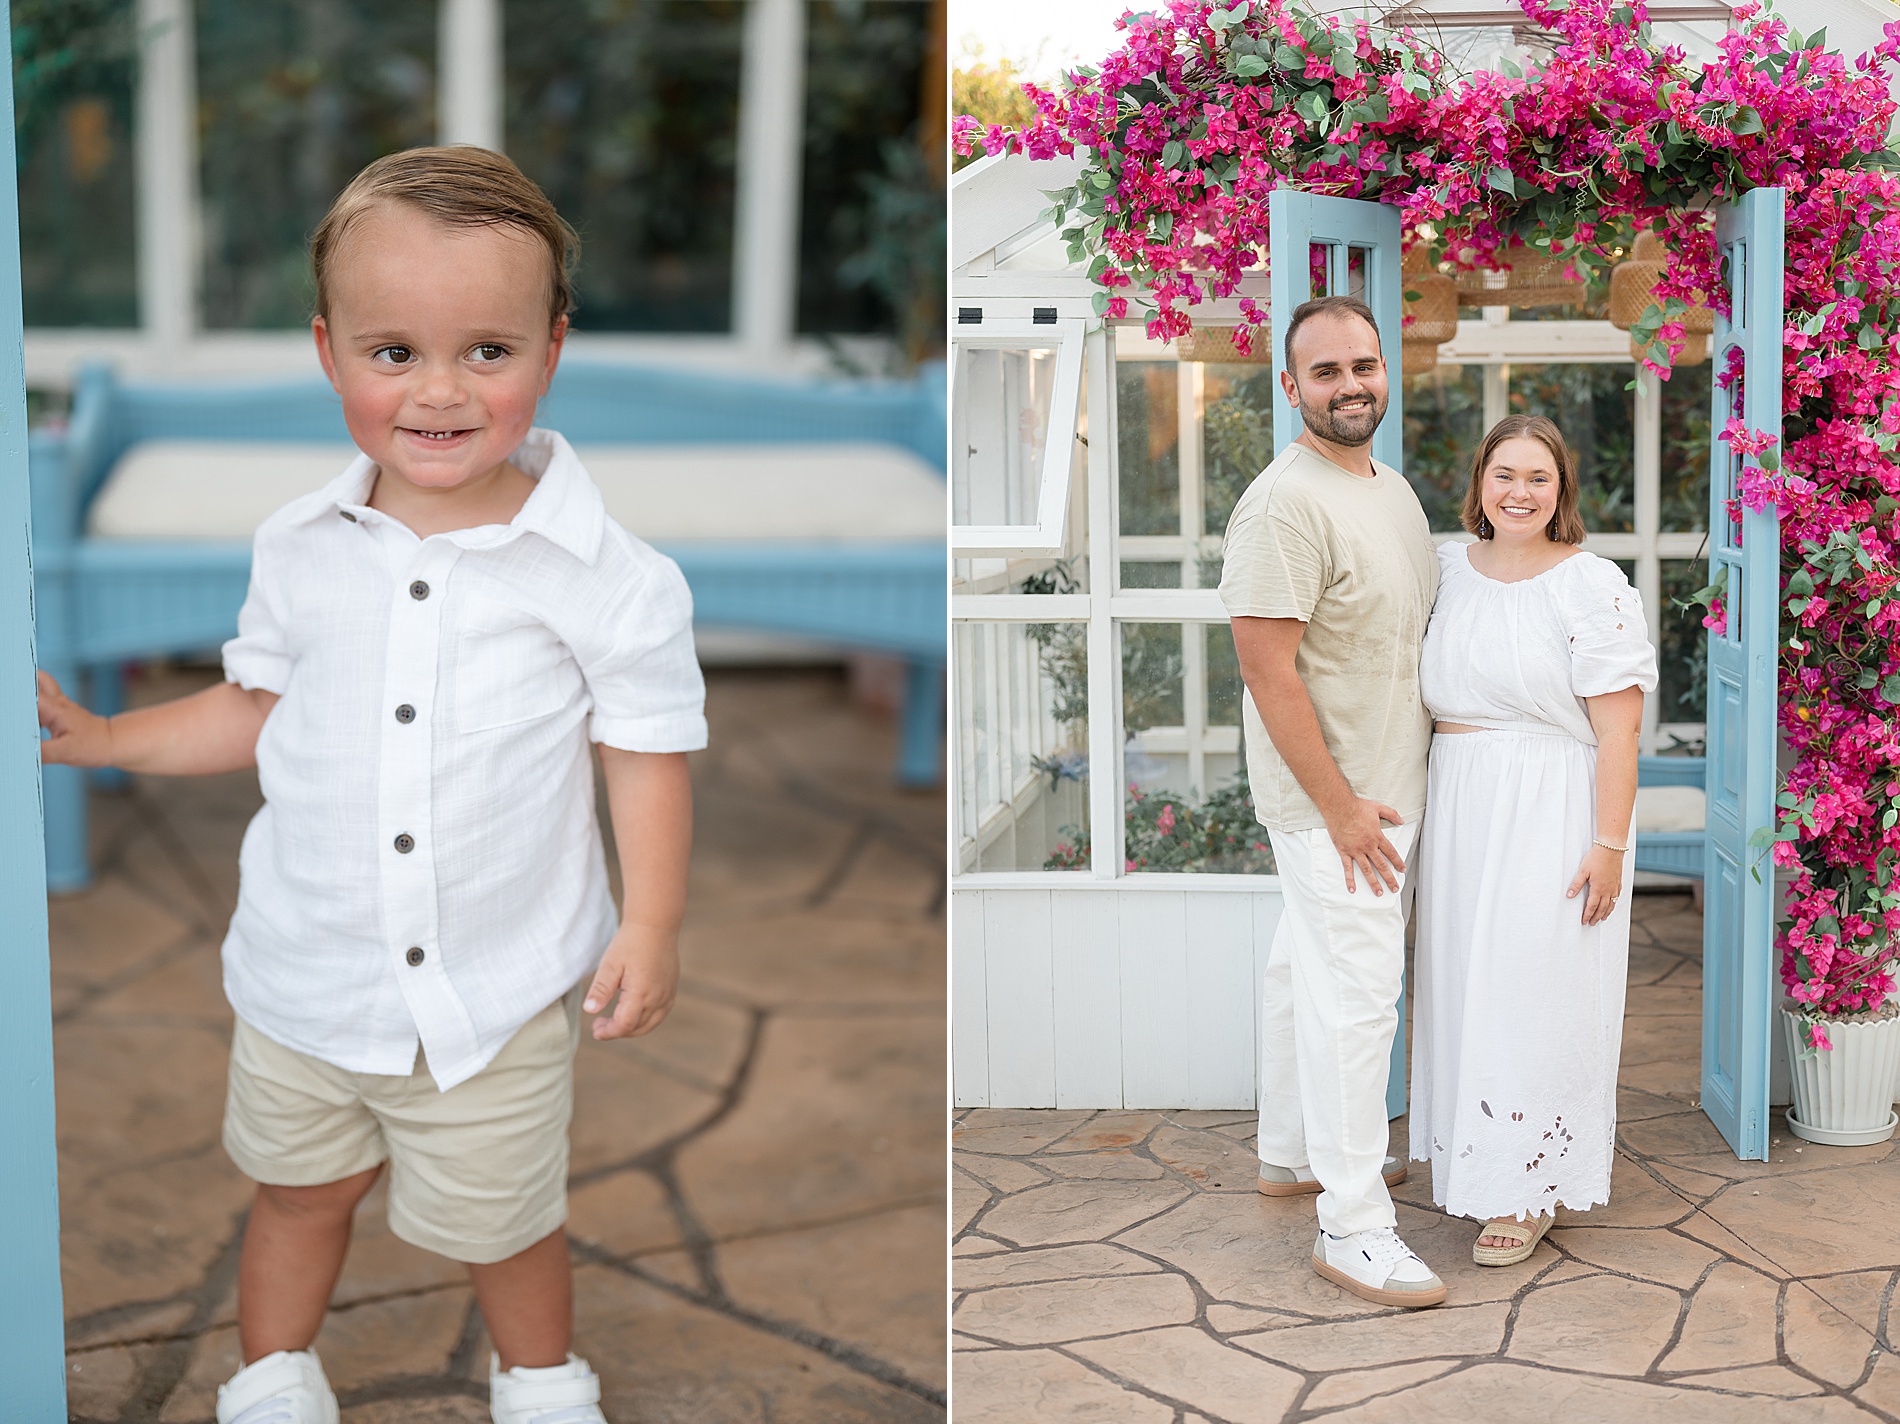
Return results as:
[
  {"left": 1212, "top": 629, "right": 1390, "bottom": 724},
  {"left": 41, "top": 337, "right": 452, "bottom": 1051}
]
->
[
  {"left": 1482, "top": 361, "right": 1510, "bottom": 432},
  {"left": 732, "top": 0, "right": 806, "bottom": 353},
  {"left": 1085, "top": 326, "right": 1122, "bottom": 879},
  {"left": 438, "top": 0, "right": 504, "bottom": 150},
  {"left": 1633, "top": 365, "right": 1663, "bottom": 755},
  {"left": 1179, "top": 363, "right": 1207, "bottom": 796},
  {"left": 136, "top": 0, "right": 199, "bottom": 351}
]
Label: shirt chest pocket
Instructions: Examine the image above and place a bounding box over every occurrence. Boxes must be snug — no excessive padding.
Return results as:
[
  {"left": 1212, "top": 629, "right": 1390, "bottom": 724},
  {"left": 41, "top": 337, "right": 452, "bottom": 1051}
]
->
[{"left": 453, "top": 595, "right": 583, "bottom": 733}]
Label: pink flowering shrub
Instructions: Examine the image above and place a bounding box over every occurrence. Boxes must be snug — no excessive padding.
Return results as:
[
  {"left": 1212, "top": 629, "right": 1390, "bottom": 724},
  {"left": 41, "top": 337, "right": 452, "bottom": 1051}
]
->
[{"left": 961, "top": 0, "right": 1900, "bottom": 1022}]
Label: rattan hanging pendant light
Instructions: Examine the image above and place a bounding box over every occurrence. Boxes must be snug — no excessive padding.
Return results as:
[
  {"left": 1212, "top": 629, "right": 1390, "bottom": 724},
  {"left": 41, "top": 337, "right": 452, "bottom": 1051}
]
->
[
  {"left": 1610, "top": 230, "right": 1713, "bottom": 366},
  {"left": 1401, "top": 240, "right": 1458, "bottom": 375},
  {"left": 1452, "top": 238, "right": 1586, "bottom": 308}
]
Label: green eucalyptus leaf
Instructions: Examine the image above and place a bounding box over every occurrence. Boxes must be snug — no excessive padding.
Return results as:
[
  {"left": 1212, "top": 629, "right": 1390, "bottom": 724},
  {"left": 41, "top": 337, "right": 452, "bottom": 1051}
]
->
[
  {"left": 1485, "top": 164, "right": 1517, "bottom": 195},
  {"left": 1234, "top": 54, "right": 1268, "bottom": 77},
  {"left": 1733, "top": 106, "right": 1764, "bottom": 136}
]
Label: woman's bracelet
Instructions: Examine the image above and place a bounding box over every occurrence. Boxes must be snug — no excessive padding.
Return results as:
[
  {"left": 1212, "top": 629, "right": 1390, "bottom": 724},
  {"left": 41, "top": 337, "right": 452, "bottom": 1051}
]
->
[{"left": 1593, "top": 837, "right": 1629, "bottom": 854}]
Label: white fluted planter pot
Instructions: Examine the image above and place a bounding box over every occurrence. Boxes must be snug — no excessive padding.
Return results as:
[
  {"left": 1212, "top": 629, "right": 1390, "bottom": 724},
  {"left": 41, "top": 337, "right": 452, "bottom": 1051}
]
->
[{"left": 1781, "top": 1005, "right": 1900, "bottom": 1146}]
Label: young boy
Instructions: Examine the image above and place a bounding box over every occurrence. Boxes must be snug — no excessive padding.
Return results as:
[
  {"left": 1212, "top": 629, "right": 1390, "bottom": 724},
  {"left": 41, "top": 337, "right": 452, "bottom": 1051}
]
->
[{"left": 37, "top": 147, "right": 702, "bottom": 1424}]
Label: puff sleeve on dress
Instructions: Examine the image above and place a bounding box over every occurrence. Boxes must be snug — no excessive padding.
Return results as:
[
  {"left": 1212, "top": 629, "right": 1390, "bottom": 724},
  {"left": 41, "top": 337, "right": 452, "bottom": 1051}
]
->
[{"left": 1561, "top": 555, "right": 1659, "bottom": 700}]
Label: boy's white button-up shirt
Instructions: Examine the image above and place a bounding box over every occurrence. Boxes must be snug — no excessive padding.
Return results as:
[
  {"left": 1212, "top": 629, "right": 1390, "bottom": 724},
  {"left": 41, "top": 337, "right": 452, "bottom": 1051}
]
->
[{"left": 220, "top": 428, "right": 707, "bottom": 1090}]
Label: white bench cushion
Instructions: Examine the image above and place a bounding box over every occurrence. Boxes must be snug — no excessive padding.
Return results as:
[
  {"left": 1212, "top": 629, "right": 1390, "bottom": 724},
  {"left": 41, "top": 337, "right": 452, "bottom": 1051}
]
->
[
  {"left": 1633, "top": 783, "right": 1705, "bottom": 834},
  {"left": 86, "top": 440, "right": 945, "bottom": 542}
]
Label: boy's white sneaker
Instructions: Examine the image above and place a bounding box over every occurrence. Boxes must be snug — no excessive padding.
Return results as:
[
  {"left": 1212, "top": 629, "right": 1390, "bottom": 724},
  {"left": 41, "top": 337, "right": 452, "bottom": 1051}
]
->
[
  {"left": 215, "top": 1350, "right": 339, "bottom": 1424},
  {"left": 1312, "top": 1227, "right": 1447, "bottom": 1308},
  {"left": 490, "top": 1352, "right": 608, "bottom": 1424}
]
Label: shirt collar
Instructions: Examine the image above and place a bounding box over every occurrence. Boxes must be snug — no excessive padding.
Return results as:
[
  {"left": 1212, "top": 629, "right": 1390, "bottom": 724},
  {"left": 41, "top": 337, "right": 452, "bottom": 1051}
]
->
[{"left": 306, "top": 427, "right": 606, "bottom": 564}]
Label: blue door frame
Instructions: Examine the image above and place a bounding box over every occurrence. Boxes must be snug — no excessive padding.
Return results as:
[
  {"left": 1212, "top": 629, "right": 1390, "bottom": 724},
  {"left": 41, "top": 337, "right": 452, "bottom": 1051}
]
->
[
  {"left": 0, "top": 1, "right": 71, "bottom": 1414},
  {"left": 1268, "top": 189, "right": 1409, "bottom": 1118},
  {"left": 1701, "top": 188, "right": 1784, "bottom": 1162}
]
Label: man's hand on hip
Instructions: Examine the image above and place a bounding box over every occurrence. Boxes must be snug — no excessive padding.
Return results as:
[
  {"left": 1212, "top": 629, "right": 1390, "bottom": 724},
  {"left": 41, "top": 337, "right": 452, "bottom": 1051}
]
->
[{"left": 1324, "top": 797, "right": 1406, "bottom": 895}]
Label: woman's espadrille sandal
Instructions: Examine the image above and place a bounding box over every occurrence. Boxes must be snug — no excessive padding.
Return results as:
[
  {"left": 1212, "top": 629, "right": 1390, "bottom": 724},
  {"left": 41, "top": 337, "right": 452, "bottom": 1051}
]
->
[{"left": 1471, "top": 1212, "right": 1553, "bottom": 1267}]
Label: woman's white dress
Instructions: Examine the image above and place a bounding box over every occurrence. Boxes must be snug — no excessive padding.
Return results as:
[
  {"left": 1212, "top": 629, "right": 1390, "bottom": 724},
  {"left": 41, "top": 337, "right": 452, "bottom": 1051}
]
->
[{"left": 1410, "top": 542, "right": 1659, "bottom": 1221}]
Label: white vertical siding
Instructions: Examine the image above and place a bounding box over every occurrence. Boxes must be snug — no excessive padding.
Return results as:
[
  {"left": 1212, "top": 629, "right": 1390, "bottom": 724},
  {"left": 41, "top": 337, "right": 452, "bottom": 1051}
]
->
[
  {"left": 981, "top": 891, "right": 1057, "bottom": 1107},
  {"left": 952, "top": 882, "right": 1281, "bottom": 1109},
  {"left": 950, "top": 889, "right": 990, "bottom": 1108},
  {"left": 1051, "top": 891, "right": 1122, "bottom": 1107},
  {"left": 1184, "top": 893, "right": 1257, "bottom": 1108},
  {"left": 1117, "top": 891, "right": 1191, "bottom": 1108}
]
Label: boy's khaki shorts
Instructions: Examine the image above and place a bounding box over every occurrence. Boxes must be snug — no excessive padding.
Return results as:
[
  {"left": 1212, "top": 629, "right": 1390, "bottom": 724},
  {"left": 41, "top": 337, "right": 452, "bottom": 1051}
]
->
[{"left": 223, "top": 992, "right": 580, "bottom": 1264}]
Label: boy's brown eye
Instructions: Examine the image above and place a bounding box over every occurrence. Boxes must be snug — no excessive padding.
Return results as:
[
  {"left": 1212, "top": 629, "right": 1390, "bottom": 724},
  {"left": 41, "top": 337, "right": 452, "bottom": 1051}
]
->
[{"left": 376, "top": 346, "right": 412, "bottom": 364}]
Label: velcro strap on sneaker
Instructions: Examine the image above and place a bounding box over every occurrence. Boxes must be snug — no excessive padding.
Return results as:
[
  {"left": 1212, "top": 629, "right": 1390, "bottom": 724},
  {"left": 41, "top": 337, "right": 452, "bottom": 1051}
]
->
[
  {"left": 217, "top": 1353, "right": 321, "bottom": 1420},
  {"left": 498, "top": 1374, "right": 602, "bottom": 1411}
]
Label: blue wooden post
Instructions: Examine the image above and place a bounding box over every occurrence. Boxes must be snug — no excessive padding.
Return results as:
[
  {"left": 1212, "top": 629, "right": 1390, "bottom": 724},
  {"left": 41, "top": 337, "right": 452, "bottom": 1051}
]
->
[
  {"left": 1700, "top": 188, "right": 1784, "bottom": 1162},
  {"left": 0, "top": 0, "right": 72, "bottom": 1411},
  {"left": 1267, "top": 189, "right": 1410, "bottom": 1119},
  {"left": 897, "top": 657, "right": 944, "bottom": 787}
]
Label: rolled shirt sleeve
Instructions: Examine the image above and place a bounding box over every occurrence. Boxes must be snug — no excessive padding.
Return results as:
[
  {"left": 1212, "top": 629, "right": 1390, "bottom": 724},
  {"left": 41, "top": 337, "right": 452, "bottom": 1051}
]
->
[
  {"left": 222, "top": 524, "right": 297, "bottom": 694},
  {"left": 571, "top": 533, "right": 708, "bottom": 753}
]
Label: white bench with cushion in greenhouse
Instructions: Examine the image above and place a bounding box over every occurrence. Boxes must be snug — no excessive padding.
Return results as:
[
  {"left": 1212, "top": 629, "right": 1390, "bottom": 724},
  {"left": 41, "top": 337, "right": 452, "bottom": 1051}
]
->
[{"left": 32, "top": 360, "right": 946, "bottom": 892}]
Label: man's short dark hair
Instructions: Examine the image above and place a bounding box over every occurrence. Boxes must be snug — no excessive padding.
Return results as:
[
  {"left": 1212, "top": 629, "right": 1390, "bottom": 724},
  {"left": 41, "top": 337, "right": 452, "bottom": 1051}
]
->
[{"left": 1282, "top": 294, "right": 1381, "bottom": 371}]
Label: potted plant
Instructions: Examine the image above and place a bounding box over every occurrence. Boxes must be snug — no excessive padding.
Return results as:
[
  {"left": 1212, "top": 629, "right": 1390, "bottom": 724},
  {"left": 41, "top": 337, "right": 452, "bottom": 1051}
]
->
[{"left": 1778, "top": 871, "right": 1900, "bottom": 1144}]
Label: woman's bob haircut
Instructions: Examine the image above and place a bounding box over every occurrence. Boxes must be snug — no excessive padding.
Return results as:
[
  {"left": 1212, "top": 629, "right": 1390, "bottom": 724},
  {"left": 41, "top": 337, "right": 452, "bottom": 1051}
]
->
[{"left": 1460, "top": 413, "right": 1586, "bottom": 545}]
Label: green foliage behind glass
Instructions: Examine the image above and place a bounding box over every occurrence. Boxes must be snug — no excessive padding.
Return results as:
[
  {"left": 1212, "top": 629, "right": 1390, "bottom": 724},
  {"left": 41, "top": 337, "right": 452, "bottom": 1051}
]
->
[
  {"left": 1118, "top": 361, "right": 1179, "bottom": 535},
  {"left": 801, "top": 0, "right": 934, "bottom": 345},
  {"left": 1508, "top": 362, "right": 1636, "bottom": 533},
  {"left": 1660, "top": 360, "right": 1713, "bottom": 531},
  {"left": 197, "top": 0, "right": 435, "bottom": 329},
  {"left": 13, "top": 0, "right": 136, "bottom": 326},
  {"left": 1402, "top": 364, "right": 1485, "bottom": 530},
  {"left": 1660, "top": 558, "right": 1710, "bottom": 731},
  {"left": 506, "top": 0, "right": 743, "bottom": 333},
  {"left": 1201, "top": 364, "right": 1275, "bottom": 534}
]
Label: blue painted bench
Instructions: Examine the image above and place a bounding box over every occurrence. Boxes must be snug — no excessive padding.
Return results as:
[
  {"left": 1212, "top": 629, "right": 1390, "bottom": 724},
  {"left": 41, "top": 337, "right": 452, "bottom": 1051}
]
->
[
  {"left": 1634, "top": 753, "right": 1705, "bottom": 881},
  {"left": 31, "top": 359, "right": 946, "bottom": 892}
]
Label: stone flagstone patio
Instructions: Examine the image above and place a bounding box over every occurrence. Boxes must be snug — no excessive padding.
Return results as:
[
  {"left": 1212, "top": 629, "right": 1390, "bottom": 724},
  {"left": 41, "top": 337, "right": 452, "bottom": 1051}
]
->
[
  {"left": 54, "top": 666, "right": 945, "bottom": 1423},
  {"left": 954, "top": 892, "right": 1900, "bottom": 1423}
]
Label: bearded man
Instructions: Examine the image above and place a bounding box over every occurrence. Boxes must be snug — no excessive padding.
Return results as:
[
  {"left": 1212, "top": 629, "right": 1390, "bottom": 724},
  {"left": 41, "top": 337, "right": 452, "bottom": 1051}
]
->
[{"left": 1218, "top": 294, "right": 1446, "bottom": 1307}]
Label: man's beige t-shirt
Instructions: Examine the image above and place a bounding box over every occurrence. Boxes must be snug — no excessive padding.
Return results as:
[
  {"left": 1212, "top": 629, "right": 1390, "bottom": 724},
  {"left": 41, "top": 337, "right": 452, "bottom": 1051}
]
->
[{"left": 1217, "top": 443, "right": 1439, "bottom": 833}]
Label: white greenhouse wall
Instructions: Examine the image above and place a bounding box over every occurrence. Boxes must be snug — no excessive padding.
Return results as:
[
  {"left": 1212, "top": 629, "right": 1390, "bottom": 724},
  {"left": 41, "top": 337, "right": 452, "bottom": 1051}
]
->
[{"left": 952, "top": 882, "right": 1283, "bottom": 1110}]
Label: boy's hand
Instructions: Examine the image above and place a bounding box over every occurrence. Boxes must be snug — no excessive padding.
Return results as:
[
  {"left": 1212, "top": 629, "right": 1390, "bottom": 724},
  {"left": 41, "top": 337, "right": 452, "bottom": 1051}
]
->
[
  {"left": 37, "top": 671, "right": 112, "bottom": 767},
  {"left": 583, "top": 923, "right": 679, "bottom": 1040}
]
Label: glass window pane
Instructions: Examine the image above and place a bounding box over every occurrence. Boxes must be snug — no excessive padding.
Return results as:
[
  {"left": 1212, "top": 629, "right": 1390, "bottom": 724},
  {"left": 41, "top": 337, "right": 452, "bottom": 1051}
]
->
[
  {"left": 1507, "top": 363, "right": 1635, "bottom": 533},
  {"left": 1120, "top": 621, "right": 1273, "bottom": 874},
  {"left": 1120, "top": 561, "right": 1182, "bottom": 589},
  {"left": 797, "top": 0, "right": 933, "bottom": 337},
  {"left": 1402, "top": 364, "right": 1485, "bottom": 531},
  {"left": 15, "top": 1, "right": 138, "bottom": 326},
  {"left": 1201, "top": 364, "right": 1274, "bottom": 539},
  {"left": 1660, "top": 360, "right": 1712, "bottom": 532},
  {"left": 1118, "top": 359, "right": 1179, "bottom": 536},
  {"left": 954, "top": 621, "right": 1089, "bottom": 873},
  {"left": 953, "top": 342, "right": 1058, "bottom": 526},
  {"left": 506, "top": 0, "right": 744, "bottom": 332},
  {"left": 1659, "top": 559, "right": 1709, "bottom": 739},
  {"left": 955, "top": 366, "right": 1087, "bottom": 594},
  {"left": 197, "top": 0, "right": 436, "bottom": 329}
]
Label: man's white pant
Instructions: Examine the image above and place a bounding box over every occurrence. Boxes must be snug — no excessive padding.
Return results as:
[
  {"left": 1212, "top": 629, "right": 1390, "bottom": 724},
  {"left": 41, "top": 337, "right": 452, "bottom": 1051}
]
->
[{"left": 1259, "top": 819, "right": 1418, "bottom": 1238}]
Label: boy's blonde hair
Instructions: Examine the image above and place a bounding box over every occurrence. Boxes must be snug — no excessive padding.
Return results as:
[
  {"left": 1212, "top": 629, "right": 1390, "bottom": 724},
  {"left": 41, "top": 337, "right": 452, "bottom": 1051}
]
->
[{"left": 310, "top": 145, "right": 579, "bottom": 324}]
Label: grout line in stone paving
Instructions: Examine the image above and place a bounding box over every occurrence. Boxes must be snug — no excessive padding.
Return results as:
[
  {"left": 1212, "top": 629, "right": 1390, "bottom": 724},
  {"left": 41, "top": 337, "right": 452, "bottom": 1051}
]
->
[
  {"left": 570, "top": 1237, "right": 947, "bottom": 1409},
  {"left": 122, "top": 1202, "right": 249, "bottom": 1418}
]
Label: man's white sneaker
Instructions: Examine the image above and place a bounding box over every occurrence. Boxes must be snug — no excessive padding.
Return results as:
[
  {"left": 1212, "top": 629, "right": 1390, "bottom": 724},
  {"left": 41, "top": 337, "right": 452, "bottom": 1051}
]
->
[
  {"left": 1312, "top": 1227, "right": 1447, "bottom": 1308},
  {"left": 490, "top": 1352, "right": 608, "bottom": 1424},
  {"left": 215, "top": 1350, "right": 339, "bottom": 1424}
]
